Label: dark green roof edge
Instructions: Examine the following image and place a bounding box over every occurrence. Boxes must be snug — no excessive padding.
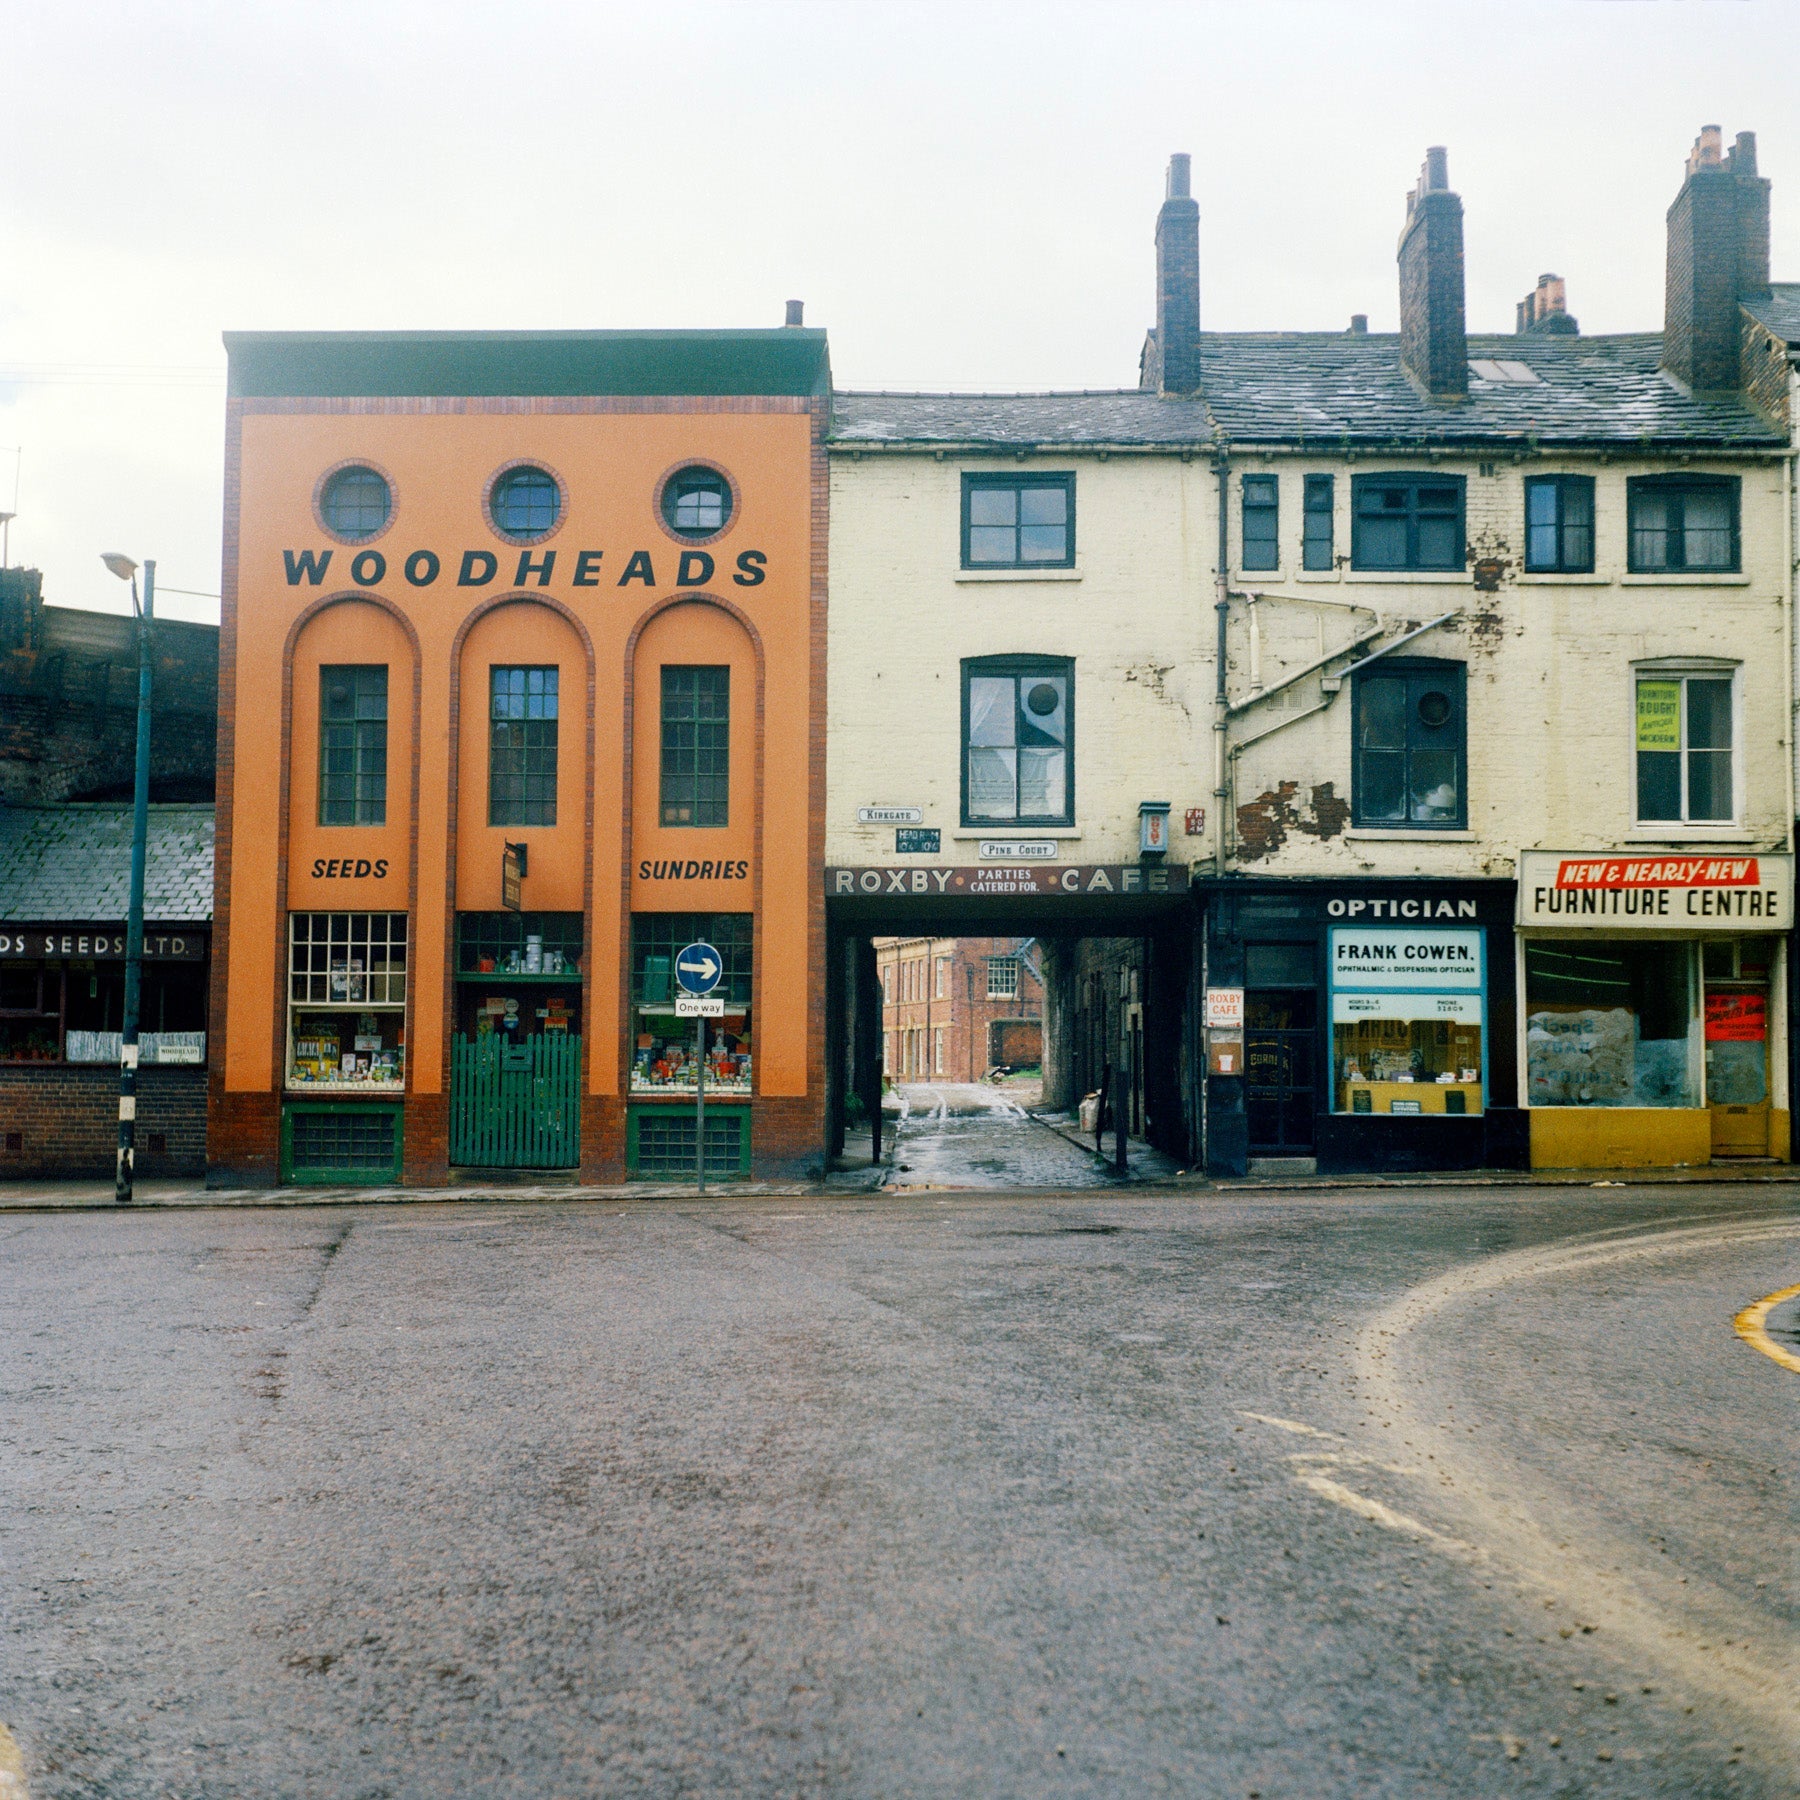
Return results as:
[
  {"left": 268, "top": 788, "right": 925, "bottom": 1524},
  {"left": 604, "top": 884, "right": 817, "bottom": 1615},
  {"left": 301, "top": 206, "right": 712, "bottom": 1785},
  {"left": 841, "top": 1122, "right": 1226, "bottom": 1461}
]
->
[{"left": 224, "top": 329, "right": 831, "bottom": 399}]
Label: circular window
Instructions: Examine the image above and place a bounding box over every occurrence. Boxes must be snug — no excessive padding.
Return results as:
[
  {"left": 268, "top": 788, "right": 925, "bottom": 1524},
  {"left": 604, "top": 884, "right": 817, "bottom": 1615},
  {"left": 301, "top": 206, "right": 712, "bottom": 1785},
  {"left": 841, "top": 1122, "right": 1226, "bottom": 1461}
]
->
[
  {"left": 1026, "top": 681, "right": 1061, "bottom": 717},
  {"left": 661, "top": 465, "right": 733, "bottom": 539},
  {"left": 1417, "top": 690, "right": 1453, "bottom": 729},
  {"left": 489, "top": 465, "right": 562, "bottom": 540},
  {"left": 319, "top": 465, "right": 391, "bottom": 540}
]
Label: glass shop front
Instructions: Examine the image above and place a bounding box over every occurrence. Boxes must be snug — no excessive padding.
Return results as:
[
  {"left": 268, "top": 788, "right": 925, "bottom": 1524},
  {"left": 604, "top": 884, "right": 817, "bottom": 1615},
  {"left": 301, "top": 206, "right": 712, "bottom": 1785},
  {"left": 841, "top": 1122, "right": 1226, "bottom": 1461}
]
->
[{"left": 1517, "top": 852, "right": 1793, "bottom": 1166}]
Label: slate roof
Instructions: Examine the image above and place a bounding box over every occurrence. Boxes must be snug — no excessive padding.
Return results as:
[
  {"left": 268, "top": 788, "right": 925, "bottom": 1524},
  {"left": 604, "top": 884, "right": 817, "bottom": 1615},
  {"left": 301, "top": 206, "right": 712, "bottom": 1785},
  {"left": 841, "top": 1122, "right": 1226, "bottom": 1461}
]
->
[
  {"left": 226, "top": 329, "right": 831, "bottom": 399},
  {"left": 831, "top": 331, "right": 1784, "bottom": 452},
  {"left": 1744, "top": 284, "right": 1800, "bottom": 345},
  {"left": 0, "top": 805, "right": 214, "bottom": 924}
]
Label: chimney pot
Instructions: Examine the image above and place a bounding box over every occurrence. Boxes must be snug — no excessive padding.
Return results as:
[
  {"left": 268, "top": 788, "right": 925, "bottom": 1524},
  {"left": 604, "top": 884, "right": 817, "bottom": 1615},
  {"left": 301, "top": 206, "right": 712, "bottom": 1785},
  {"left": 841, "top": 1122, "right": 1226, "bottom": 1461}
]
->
[
  {"left": 1397, "top": 147, "right": 1467, "bottom": 398},
  {"left": 1348, "top": 314, "right": 1368, "bottom": 335},
  {"left": 1663, "top": 121, "right": 1771, "bottom": 389},
  {"left": 1146, "top": 152, "right": 1201, "bottom": 393},
  {"left": 784, "top": 299, "right": 804, "bottom": 327}
]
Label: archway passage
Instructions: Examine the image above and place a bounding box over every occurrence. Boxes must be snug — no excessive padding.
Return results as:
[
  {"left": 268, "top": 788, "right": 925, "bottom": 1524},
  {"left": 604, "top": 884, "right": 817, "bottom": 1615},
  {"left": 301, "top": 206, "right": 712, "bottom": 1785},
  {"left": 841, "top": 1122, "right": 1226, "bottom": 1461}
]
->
[{"left": 824, "top": 883, "right": 1196, "bottom": 1188}]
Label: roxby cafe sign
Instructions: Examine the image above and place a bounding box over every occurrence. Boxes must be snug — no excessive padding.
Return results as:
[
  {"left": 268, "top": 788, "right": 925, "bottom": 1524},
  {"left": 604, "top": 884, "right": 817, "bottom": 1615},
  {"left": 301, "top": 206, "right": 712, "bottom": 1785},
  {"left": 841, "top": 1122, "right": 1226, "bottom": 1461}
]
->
[{"left": 1517, "top": 852, "right": 1795, "bottom": 930}]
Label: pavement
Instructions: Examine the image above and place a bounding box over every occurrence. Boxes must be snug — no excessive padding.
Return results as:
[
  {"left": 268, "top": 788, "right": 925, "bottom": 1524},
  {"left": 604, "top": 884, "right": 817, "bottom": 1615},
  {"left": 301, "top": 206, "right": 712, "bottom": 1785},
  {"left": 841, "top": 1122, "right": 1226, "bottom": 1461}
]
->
[{"left": 1, "top": 1181, "right": 1795, "bottom": 1798}]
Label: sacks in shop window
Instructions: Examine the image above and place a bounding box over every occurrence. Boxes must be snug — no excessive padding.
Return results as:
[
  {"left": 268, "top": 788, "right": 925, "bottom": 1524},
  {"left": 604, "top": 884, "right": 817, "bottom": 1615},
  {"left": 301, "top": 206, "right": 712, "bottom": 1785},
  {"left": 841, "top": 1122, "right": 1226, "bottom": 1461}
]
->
[{"left": 1526, "top": 1007, "right": 1635, "bottom": 1106}]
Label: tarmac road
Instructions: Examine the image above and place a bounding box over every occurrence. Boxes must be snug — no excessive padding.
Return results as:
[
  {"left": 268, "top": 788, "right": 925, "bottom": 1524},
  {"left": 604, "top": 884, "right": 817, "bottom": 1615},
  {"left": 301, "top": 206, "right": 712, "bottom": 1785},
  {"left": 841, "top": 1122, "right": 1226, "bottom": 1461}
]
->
[
  {"left": 0, "top": 1183, "right": 1795, "bottom": 1798},
  {"left": 884, "top": 1082, "right": 1182, "bottom": 1188}
]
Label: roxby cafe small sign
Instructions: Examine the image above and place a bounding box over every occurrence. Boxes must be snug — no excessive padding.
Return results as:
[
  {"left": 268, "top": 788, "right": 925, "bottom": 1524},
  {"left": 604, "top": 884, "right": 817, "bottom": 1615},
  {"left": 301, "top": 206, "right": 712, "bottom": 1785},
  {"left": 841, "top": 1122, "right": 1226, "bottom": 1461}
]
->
[{"left": 1518, "top": 851, "right": 1795, "bottom": 930}]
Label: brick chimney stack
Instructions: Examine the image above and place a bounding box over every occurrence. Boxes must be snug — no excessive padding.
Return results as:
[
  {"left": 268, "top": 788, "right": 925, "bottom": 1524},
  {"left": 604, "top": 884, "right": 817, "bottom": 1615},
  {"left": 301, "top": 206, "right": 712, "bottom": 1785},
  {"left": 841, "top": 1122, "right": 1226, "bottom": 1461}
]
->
[
  {"left": 1516, "top": 273, "right": 1578, "bottom": 336},
  {"left": 1662, "top": 125, "right": 1771, "bottom": 393},
  {"left": 1397, "top": 146, "right": 1467, "bottom": 400},
  {"left": 1153, "top": 152, "right": 1201, "bottom": 394}
]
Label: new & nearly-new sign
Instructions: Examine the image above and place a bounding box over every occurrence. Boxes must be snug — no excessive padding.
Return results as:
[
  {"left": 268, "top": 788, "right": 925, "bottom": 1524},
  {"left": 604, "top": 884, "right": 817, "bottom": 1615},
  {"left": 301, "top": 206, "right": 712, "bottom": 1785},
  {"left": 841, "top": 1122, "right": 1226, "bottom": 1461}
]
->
[
  {"left": 1517, "top": 852, "right": 1794, "bottom": 930},
  {"left": 1519, "top": 852, "right": 1795, "bottom": 928}
]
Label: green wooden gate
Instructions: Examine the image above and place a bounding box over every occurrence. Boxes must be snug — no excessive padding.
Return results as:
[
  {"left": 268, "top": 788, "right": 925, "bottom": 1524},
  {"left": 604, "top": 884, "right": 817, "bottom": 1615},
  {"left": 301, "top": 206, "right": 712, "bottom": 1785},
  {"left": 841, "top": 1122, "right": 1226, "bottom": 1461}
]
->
[{"left": 450, "top": 1034, "right": 582, "bottom": 1168}]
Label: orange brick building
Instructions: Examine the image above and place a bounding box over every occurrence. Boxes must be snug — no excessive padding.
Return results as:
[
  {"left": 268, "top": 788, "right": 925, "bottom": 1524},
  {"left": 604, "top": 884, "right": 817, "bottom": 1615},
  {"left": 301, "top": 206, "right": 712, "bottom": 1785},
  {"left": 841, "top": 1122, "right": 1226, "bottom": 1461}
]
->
[{"left": 210, "top": 327, "right": 829, "bottom": 1184}]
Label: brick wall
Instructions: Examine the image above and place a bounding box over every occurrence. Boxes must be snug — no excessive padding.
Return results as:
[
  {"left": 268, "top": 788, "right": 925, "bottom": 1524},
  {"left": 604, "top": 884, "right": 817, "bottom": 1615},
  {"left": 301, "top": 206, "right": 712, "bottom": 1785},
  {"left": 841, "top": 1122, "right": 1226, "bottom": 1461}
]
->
[
  {"left": 1397, "top": 151, "right": 1467, "bottom": 400},
  {"left": 0, "top": 1065, "right": 207, "bottom": 1178},
  {"left": 0, "top": 571, "right": 218, "bottom": 805}
]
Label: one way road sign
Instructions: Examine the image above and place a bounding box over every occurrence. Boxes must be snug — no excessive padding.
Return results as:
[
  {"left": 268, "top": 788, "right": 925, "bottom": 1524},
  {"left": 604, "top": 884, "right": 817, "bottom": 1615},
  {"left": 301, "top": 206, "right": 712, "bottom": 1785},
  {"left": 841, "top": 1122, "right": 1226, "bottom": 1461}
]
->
[{"left": 675, "top": 941, "right": 722, "bottom": 996}]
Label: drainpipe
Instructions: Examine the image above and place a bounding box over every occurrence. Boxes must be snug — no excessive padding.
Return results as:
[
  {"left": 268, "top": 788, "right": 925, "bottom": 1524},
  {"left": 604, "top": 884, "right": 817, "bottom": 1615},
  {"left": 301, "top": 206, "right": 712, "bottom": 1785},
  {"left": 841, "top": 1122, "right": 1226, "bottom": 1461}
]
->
[{"left": 1213, "top": 448, "right": 1231, "bottom": 875}]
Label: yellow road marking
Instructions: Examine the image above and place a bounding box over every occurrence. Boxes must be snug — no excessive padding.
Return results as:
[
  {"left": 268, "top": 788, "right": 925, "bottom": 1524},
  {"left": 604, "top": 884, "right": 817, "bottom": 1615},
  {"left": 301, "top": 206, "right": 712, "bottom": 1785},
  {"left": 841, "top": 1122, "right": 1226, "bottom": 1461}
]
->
[
  {"left": 0, "top": 1723, "right": 28, "bottom": 1800},
  {"left": 1734, "top": 1281, "right": 1800, "bottom": 1374}
]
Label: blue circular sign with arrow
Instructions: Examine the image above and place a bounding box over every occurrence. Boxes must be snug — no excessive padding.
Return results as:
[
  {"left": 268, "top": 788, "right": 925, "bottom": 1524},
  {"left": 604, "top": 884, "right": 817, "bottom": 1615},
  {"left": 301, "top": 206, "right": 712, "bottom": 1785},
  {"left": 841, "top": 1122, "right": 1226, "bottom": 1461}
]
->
[{"left": 675, "top": 940, "right": 723, "bottom": 996}]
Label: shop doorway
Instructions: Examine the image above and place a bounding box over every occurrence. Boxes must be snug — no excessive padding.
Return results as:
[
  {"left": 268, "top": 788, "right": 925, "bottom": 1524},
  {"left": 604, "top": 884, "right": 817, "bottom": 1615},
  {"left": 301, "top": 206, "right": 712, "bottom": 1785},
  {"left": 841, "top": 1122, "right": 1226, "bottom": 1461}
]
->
[
  {"left": 1244, "top": 943, "right": 1317, "bottom": 1154},
  {"left": 1704, "top": 937, "right": 1774, "bottom": 1158},
  {"left": 449, "top": 913, "right": 583, "bottom": 1170}
]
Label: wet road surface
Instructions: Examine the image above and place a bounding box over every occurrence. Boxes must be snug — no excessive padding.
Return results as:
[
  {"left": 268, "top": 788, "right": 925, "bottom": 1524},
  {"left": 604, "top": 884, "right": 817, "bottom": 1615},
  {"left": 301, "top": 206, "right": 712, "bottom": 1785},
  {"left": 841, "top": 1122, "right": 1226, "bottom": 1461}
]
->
[
  {"left": 1, "top": 1184, "right": 1795, "bottom": 1797},
  {"left": 885, "top": 1082, "right": 1179, "bottom": 1188}
]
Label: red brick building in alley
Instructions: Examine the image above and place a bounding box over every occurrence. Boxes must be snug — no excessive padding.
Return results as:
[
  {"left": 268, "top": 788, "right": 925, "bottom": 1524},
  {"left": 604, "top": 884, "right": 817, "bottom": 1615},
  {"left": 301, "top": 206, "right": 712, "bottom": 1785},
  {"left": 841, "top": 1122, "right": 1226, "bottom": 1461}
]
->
[{"left": 877, "top": 936, "right": 1043, "bottom": 1083}]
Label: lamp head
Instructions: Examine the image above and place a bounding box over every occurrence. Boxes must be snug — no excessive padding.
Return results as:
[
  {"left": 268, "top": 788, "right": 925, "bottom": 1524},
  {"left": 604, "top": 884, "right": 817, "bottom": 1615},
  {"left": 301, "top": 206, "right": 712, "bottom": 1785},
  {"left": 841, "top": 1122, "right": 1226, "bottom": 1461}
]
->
[{"left": 101, "top": 553, "right": 139, "bottom": 581}]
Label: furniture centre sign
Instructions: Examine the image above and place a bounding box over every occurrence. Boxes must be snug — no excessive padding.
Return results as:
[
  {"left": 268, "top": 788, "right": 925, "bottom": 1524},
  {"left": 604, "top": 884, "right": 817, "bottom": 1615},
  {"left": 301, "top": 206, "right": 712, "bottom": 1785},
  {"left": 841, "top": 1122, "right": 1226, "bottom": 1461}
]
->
[{"left": 1517, "top": 852, "right": 1794, "bottom": 930}]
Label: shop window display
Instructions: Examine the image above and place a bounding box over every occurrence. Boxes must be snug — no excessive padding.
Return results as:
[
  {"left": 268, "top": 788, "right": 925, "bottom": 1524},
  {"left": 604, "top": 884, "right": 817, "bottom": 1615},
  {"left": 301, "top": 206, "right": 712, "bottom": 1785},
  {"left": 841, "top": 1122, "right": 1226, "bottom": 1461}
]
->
[
  {"left": 1701, "top": 937, "right": 1774, "bottom": 1107},
  {"left": 287, "top": 912, "right": 408, "bottom": 1089},
  {"left": 453, "top": 912, "right": 584, "bottom": 1047},
  {"left": 1329, "top": 926, "right": 1484, "bottom": 1116},
  {"left": 1525, "top": 940, "right": 1699, "bottom": 1108},
  {"left": 631, "top": 913, "right": 752, "bottom": 1094}
]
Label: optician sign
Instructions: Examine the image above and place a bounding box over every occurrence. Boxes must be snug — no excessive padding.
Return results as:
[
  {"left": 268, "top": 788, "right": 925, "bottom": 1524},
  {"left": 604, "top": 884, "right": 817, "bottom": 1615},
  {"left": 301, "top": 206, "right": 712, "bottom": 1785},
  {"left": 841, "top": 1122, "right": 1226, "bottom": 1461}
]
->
[{"left": 1517, "top": 852, "right": 1794, "bottom": 930}]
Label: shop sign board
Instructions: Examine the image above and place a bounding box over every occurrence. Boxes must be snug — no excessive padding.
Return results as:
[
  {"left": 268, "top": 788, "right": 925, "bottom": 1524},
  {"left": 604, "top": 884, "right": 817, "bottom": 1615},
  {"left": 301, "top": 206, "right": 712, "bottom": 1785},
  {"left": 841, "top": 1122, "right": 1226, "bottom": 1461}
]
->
[
  {"left": 0, "top": 927, "right": 207, "bottom": 961},
  {"left": 979, "top": 840, "right": 1057, "bottom": 860},
  {"left": 1329, "top": 928, "right": 1482, "bottom": 990},
  {"left": 1207, "top": 1035, "right": 1243, "bottom": 1076},
  {"left": 1204, "top": 987, "right": 1244, "bottom": 1030},
  {"left": 1332, "top": 992, "right": 1482, "bottom": 1023},
  {"left": 1517, "top": 852, "right": 1794, "bottom": 930},
  {"left": 827, "top": 865, "right": 1184, "bottom": 898}
]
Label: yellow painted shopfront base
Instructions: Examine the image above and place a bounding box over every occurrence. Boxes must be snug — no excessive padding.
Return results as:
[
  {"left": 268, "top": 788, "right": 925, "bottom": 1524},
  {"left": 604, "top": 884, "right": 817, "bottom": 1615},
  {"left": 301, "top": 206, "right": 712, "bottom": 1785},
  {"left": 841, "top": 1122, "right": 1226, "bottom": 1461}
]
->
[{"left": 1530, "top": 1108, "right": 1712, "bottom": 1170}]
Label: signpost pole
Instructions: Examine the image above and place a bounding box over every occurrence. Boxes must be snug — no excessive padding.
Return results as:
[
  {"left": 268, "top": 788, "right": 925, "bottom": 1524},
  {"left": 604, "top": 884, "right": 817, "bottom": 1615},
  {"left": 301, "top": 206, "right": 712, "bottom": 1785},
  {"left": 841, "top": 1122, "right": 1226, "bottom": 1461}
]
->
[
  {"left": 117, "top": 560, "right": 154, "bottom": 1206},
  {"left": 695, "top": 1014, "right": 706, "bottom": 1195}
]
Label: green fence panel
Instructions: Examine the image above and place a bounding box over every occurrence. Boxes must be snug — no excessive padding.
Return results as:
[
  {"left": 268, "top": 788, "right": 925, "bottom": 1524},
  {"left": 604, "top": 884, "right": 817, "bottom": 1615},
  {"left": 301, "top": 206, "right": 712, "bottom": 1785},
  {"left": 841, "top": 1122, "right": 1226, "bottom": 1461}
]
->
[{"left": 450, "top": 1034, "right": 581, "bottom": 1168}]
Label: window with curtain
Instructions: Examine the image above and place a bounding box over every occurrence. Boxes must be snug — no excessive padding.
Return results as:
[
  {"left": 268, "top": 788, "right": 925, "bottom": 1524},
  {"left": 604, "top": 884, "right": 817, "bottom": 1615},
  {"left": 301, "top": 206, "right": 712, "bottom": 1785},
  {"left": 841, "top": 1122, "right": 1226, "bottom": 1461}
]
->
[{"left": 962, "top": 657, "right": 1073, "bottom": 825}]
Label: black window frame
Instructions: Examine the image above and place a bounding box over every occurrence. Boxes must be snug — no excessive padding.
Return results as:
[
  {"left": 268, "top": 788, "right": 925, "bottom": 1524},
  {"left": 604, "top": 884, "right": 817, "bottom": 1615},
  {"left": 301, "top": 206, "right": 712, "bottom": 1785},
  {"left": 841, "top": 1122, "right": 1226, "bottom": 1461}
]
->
[
  {"left": 659, "top": 664, "right": 730, "bottom": 828},
  {"left": 1351, "top": 657, "right": 1468, "bottom": 830},
  {"left": 1302, "top": 473, "right": 1335, "bottom": 571},
  {"left": 960, "top": 654, "right": 1075, "bottom": 828},
  {"left": 318, "top": 664, "right": 389, "bottom": 827},
  {"left": 1241, "top": 474, "right": 1279, "bottom": 572},
  {"left": 1626, "top": 474, "right": 1740, "bottom": 573},
  {"left": 488, "top": 665, "right": 559, "bottom": 827},
  {"left": 1634, "top": 669, "right": 1737, "bottom": 825},
  {"left": 1523, "top": 474, "right": 1595, "bottom": 574},
  {"left": 318, "top": 465, "right": 392, "bottom": 541},
  {"left": 960, "top": 473, "right": 1076, "bottom": 571},
  {"left": 488, "top": 466, "right": 562, "bottom": 542},
  {"left": 1350, "top": 474, "right": 1466, "bottom": 572},
  {"left": 661, "top": 466, "right": 733, "bottom": 540}
]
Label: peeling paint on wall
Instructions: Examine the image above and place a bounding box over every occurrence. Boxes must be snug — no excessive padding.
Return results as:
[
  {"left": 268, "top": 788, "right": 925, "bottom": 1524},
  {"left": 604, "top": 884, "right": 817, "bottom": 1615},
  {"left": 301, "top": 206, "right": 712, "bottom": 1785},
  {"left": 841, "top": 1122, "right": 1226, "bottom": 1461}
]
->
[{"left": 1236, "top": 780, "right": 1350, "bottom": 860}]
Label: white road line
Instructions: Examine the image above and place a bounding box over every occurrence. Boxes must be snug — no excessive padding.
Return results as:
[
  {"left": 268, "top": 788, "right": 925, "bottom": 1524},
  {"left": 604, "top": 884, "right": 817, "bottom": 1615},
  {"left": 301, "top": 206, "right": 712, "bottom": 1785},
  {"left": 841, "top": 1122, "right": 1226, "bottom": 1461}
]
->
[
  {"left": 1238, "top": 1410, "right": 1343, "bottom": 1441},
  {"left": 0, "top": 1725, "right": 28, "bottom": 1800},
  {"left": 1290, "top": 1473, "right": 1479, "bottom": 1558},
  {"left": 1354, "top": 1215, "right": 1800, "bottom": 1749}
]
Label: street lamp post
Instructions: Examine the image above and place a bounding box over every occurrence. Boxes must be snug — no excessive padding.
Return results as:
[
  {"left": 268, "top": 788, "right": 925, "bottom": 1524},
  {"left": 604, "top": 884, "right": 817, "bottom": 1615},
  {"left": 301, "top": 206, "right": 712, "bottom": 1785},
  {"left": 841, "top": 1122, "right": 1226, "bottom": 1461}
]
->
[{"left": 102, "top": 553, "right": 155, "bottom": 1204}]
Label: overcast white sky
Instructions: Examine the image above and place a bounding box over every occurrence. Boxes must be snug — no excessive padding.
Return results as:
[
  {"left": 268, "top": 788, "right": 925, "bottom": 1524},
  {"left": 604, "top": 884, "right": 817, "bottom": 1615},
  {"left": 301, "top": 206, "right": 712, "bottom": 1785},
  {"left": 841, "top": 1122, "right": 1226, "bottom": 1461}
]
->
[{"left": 3, "top": 0, "right": 1797, "bottom": 625}]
